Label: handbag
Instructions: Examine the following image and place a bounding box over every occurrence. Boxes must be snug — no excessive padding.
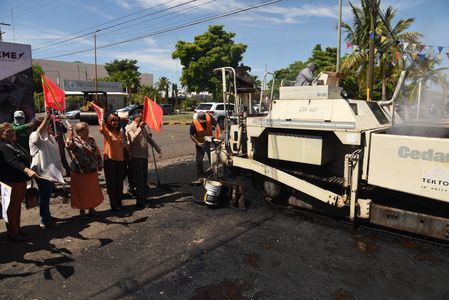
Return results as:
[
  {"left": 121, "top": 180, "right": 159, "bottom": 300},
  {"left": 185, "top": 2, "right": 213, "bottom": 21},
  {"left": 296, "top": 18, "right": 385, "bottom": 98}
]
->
[{"left": 25, "top": 180, "right": 39, "bottom": 209}]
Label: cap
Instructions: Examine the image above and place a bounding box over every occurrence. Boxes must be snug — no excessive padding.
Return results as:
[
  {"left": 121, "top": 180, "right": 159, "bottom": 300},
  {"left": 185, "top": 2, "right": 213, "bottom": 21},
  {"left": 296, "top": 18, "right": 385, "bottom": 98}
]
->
[
  {"left": 117, "top": 111, "right": 128, "bottom": 119},
  {"left": 14, "top": 110, "right": 25, "bottom": 118}
]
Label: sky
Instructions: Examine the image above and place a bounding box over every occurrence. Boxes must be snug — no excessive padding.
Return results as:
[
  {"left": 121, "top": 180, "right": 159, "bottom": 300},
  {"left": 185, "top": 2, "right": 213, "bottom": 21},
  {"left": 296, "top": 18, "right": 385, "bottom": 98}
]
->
[{"left": 0, "top": 0, "right": 448, "bottom": 88}]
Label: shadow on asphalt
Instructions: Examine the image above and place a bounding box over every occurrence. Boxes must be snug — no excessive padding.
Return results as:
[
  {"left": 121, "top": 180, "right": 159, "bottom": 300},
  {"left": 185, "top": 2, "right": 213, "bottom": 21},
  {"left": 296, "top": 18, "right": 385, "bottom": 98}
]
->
[{"left": 0, "top": 207, "right": 153, "bottom": 281}]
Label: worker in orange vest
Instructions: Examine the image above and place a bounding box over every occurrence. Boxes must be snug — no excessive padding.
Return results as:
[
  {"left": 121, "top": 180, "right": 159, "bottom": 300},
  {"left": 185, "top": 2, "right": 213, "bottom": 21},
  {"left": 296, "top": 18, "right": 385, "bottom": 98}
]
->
[{"left": 190, "top": 111, "right": 219, "bottom": 181}]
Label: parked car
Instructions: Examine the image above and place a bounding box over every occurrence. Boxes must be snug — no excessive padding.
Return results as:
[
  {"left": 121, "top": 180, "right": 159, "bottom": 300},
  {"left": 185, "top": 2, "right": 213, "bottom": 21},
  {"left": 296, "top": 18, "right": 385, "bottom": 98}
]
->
[
  {"left": 160, "top": 104, "right": 174, "bottom": 115},
  {"left": 193, "top": 102, "right": 235, "bottom": 122},
  {"left": 66, "top": 109, "right": 80, "bottom": 119},
  {"left": 115, "top": 104, "right": 143, "bottom": 119}
]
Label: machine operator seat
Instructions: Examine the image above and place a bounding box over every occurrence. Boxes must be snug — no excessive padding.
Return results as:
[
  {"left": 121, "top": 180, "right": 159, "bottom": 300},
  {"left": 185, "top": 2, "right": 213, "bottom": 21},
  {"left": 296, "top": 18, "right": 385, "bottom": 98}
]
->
[{"left": 235, "top": 69, "right": 256, "bottom": 94}]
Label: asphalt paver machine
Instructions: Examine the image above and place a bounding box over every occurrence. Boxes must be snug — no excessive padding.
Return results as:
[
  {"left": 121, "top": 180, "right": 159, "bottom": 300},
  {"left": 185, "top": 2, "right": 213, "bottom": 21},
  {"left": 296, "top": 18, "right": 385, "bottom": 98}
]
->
[{"left": 211, "top": 67, "right": 449, "bottom": 241}]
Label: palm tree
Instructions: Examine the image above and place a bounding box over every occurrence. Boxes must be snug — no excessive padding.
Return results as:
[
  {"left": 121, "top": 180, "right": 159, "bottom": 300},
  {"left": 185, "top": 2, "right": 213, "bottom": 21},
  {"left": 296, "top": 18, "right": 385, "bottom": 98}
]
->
[
  {"left": 407, "top": 59, "right": 448, "bottom": 105},
  {"left": 341, "top": 0, "right": 421, "bottom": 99},
  {"left": 376, "top": 6, "right": 421, "bottom": 99},
  {"left": 156, "top": 76, "right": 171, "bottom": 103}
]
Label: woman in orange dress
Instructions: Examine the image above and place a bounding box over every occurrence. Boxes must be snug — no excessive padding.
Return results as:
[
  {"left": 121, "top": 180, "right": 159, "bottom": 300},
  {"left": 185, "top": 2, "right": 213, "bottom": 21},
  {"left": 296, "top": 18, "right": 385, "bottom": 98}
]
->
[{"left": 65, "top": 122, "right": 103, "bottom": 218}]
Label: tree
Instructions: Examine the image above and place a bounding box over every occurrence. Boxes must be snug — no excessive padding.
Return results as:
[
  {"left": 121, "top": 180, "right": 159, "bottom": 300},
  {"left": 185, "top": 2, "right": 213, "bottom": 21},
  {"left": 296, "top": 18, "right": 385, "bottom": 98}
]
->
[
  {"left": 32, "top": 63, "right": 44, "bottom": 94},
  {"left": 406, "top": 59, "right": 448, "bottom": 104},
  {"left": 155, "top": 76, "right": 170, "bottom": 103},
  {"left": 172, "top": 25, "right": 249, "bottom": 99},
  {"left": 341, "top": 0, "right": 421, "bottom": 100},
  {"left": 133, "top": 84, "right": 161, "bottom": 104},
  {"left": 104, "top": 59, "right": 141, "bottom": 103}
]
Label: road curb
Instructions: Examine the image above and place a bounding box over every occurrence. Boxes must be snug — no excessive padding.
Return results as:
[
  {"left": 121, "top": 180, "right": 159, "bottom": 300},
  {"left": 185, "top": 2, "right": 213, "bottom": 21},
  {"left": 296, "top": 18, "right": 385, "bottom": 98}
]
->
[{"left": 163, "top": 120, "right": 191, "bottom": 126}]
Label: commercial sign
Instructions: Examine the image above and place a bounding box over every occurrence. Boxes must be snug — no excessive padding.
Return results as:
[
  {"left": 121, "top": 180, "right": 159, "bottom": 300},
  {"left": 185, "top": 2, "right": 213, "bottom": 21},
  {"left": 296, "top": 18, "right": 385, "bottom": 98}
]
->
[
  {"left": 63, "top": 80, "right": 123, "bottom": 92},
  {"left": 0, "top": 41, "right": 34, "bottom": 122}
]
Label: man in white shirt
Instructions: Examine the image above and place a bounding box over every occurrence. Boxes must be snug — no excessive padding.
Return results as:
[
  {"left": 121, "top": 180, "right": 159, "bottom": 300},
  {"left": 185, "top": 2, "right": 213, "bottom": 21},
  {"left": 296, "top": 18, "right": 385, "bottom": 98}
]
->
[
  {"left": 125, "top": 110, "right": 161, "bottom": 208},
  {"left": 29, "top": 113, "right": 64, "bottom": 228}
]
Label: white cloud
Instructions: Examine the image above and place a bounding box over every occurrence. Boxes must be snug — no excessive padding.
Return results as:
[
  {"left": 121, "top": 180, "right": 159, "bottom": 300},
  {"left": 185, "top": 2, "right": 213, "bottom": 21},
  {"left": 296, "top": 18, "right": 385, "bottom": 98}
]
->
[
  {"left": 106, "top": 40, "right": 177, "bottom": 73},
  {"left": 62, "top": 0, "right": 115, "bottom": 20},
  {"left": 132, "top": 0, "right": 341, "bottom": 25},
  {"left": 114, "top": 0, "right": 132, "bottom": 10}
]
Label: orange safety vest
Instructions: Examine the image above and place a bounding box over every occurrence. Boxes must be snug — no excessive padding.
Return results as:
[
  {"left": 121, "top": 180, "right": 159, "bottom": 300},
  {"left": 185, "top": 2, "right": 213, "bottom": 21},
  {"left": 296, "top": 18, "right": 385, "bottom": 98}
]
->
[{"left": 193, "top": 113, "right": 212, "bottom": 143}]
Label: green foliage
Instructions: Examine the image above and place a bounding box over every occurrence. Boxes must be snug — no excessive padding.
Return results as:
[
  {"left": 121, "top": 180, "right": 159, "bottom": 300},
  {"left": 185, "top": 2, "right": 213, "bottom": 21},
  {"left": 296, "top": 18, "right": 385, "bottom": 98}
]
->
[
  {"left": 133, "top": 84, "right": 161, "bottom": 104},
  {"left": 181, "top": 97, "right": 199, "bottom": 111},
  {"left": 311, "top": 44, "right": 336, "bottom": 71},
  {"left": 172, "top": 25, "right": 248, "bottom": 99},
  {"left": 104, "top": 59, "right": 141, "bottom": 103},
  {"left": 341, "top": 0, "right": 421, "bottom": 100},
  {"left": 65, "top": 96, "right": 84, "bottom": 110},
  {"left": 406, "top": 59, "right": 448, "bottom": 104},
  {"left": 155, "top": 76, "right": 171, "bottom": 103},
  {"left": 32, "top": 63, "right": 44, "bottom": 94}
]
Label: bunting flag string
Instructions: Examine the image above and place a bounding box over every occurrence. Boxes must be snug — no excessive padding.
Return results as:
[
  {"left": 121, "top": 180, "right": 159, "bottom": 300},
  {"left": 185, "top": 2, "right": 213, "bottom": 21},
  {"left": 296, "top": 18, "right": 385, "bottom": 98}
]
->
[{"left": 344, "top": 34, "right": 449, "bottom": 63}]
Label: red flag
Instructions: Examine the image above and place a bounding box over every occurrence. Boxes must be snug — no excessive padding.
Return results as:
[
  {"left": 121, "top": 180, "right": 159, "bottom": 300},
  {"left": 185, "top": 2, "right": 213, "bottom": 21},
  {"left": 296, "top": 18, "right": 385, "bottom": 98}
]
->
[
  {"left": 143, "top": 96, "right": 163, "bottom": 132},
  {"left": 41, "top": 74, "right": 65, "bottom": 111},
  {"left": 346, "top": 41, "right": 351, "bottom": 49},
  {"left": 91, "top": 102, "right": 104, "bottom": 125}
]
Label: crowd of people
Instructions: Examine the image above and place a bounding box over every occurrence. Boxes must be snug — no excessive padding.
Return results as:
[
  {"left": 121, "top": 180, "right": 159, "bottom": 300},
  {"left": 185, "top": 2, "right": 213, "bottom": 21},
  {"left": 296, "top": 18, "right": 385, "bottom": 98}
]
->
[{"left": 0, "top": 109, "right": 161, "bottom": 242}]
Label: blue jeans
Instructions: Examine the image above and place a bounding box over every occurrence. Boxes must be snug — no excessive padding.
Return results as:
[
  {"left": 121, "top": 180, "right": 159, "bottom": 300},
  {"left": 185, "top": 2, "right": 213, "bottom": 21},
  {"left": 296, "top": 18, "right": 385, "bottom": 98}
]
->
[{"left": 36, "top": 178, "right": 54, "bottom": 225}]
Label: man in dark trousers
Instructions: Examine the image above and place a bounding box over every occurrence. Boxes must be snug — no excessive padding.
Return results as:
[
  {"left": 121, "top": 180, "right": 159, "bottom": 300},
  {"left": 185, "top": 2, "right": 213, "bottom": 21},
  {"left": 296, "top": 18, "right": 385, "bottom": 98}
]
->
[
  {"left": 126, "top": 110, "right": 162, "bottom": 208},
  {"left": 190, "top": 111, "right": 219, "bottom": 183}
]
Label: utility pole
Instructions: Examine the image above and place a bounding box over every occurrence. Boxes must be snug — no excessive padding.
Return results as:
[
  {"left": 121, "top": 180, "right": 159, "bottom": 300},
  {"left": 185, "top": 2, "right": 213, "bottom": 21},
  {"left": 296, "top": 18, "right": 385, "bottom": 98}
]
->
[
  {"left": 367, "top": 6, "right": 376, "bottom": 101},
  {"left": 11, "top": 9, "right": 15, "bottom": 42},
  {"left": 94, "top": 30, "right": 100, "bottom": 103},
  {"left": 336, "top": 0, "right": 342, "bottom": 73},
  {"left": 0, "top": 22, "right": 11, "bottom": 41}
]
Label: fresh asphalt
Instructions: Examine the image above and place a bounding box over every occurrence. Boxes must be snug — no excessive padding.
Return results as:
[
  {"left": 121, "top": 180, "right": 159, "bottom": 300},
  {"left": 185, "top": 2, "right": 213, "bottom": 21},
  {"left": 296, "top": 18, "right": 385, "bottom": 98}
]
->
[{"left": 1, "top": 120, "right": 449, "bottom": 299}]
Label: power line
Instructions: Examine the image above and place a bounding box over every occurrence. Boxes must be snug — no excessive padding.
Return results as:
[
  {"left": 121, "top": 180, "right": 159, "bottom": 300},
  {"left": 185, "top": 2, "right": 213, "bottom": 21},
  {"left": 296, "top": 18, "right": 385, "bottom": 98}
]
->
[
  {"left": 33, "top": 0, "right": 195, "bottom": 52},
  {"left": 40, "top": 0, "right": 282, "bottom": 60},
  {"left": 0, "top": 0, "right": 48, "bottom": 23},
  {"left": 96, "top": 0, "right": 217, "bottom": 40}
]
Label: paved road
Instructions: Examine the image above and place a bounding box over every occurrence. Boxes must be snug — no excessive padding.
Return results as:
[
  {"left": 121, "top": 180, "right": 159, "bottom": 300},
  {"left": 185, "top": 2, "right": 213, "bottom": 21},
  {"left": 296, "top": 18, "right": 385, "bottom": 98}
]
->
[
  {"left": 1, "top": 160, "right": 449, "bottom": 299},
  {"left": 2, "top": 118, "right": 449, "bottom": 299}
]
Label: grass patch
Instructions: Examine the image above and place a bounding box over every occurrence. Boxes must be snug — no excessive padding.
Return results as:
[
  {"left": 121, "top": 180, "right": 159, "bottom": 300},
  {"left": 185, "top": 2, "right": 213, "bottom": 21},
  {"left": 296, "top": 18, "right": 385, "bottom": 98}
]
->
[{"left": 163, "top": 112, "right": 193, "bottom": 122}]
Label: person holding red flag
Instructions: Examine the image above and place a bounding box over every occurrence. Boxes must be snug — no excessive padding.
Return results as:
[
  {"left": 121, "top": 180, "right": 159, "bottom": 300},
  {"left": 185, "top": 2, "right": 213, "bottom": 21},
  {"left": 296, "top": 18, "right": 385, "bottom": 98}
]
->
[
  {"left": 142, "top": 96, "right": 163, "bottom": 132},
  {"left": 41, "top": 74, "right": 65, "bottom": 112},
  {"left": 99, "top": 113, "right": 125, "bottom": 211},
  {"left": 125, "top": 109, "right": 161, "bottom": 209}
]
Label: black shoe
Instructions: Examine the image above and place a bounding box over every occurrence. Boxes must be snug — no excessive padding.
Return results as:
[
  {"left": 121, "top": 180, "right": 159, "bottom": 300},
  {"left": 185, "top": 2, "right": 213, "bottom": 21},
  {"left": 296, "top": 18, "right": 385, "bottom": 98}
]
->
[
  {"left": 89, "top": 209, "right": 99, "bottom": 217},
  {"left": 135, "top": 202, "right": 152, "bottom": 209},
  {"left": 40, "top": 221, "right": 57, "bottom": 228},
  {"left": 18, "top": 229, "right": 29, "bottom": 236}
]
